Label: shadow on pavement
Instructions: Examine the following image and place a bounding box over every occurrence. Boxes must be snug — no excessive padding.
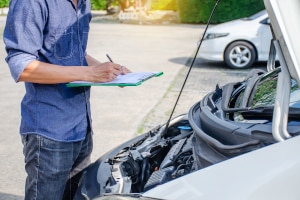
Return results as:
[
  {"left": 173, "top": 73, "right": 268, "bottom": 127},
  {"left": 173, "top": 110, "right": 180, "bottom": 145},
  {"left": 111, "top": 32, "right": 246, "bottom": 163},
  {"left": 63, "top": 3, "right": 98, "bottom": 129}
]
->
[
  {"left": 169, "top": 56, "right": 230, "bottom": 69},
  {"left": 0, "top": 193, "right": 23, "bottom": 200},
  {"left": 169, "top": 56, "right": 268, "bottom": 71},
  {"left": 168, "top": 57, "right": 190, "bottom": 66}
]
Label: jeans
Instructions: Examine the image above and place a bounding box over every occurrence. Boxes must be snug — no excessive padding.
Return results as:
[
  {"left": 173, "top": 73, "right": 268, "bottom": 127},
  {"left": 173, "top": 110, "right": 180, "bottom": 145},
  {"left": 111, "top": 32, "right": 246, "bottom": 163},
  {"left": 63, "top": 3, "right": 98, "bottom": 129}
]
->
[{"left": 21, "top": 131, "right": 93, "bottom": 200}]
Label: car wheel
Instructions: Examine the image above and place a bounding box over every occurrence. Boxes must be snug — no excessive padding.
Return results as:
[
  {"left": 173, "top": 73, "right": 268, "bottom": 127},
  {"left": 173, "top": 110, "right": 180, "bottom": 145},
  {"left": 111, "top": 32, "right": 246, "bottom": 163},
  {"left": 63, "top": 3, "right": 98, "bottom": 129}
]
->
[{"left": 224, "top": 41, "right": 256, "bottom": 69}]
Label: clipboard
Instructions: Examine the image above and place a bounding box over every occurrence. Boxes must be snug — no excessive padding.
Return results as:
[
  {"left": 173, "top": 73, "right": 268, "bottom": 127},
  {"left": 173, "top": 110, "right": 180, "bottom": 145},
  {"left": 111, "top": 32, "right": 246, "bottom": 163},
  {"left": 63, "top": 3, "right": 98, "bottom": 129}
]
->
[{"left": 66, "top": 71, "right": 163, "bottom": 87}]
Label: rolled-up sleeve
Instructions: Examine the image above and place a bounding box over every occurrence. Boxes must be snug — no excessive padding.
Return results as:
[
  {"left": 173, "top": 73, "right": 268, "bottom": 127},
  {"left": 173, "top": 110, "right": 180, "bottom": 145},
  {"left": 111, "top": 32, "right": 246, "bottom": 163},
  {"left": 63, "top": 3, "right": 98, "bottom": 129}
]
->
[
  {"left": 4, "top": 52, "right": 37, "bottom": 82},
  {"left": 3, "top": 0, "right": 47, "bottom": 82}
]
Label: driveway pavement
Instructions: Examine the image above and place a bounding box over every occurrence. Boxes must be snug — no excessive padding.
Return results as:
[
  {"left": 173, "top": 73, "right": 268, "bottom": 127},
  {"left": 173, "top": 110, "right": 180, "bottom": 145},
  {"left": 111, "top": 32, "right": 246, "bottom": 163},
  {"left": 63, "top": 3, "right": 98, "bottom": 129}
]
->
[{"left": 0, "top": 15, "right": 208, "bottom": 199}]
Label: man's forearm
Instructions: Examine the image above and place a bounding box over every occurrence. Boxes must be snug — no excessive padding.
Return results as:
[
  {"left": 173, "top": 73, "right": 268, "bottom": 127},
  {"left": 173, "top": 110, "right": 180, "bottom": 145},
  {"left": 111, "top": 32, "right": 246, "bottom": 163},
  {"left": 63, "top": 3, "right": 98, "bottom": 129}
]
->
[
  {"left": 18, "top": 55, "right": 125, "bottom": 84},
  {"left": 18, "top": 60, "right": 90, "bottom": 84}
]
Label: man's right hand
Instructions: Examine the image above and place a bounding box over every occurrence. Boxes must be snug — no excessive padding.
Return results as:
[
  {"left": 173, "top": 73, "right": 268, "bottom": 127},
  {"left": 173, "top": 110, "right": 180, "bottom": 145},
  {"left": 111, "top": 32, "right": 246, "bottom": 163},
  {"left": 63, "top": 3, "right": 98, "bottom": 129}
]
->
[{"left": 88, "top": 62, "right": 124, "bottom": 83}]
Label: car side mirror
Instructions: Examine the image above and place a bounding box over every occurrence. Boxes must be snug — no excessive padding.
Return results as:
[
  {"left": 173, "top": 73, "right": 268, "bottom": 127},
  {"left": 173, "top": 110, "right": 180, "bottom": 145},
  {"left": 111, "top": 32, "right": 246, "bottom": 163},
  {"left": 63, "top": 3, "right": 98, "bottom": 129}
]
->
[{"left": 260, "top": 17, "right": 270, "bottom": 25}]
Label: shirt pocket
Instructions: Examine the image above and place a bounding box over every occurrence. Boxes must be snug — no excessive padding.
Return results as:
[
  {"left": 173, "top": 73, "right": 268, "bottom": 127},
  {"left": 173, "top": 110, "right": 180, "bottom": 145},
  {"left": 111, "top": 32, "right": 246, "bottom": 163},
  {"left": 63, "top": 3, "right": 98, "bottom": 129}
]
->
[{"left": 54, "top": 27, "right": 74, "bottom": 60}]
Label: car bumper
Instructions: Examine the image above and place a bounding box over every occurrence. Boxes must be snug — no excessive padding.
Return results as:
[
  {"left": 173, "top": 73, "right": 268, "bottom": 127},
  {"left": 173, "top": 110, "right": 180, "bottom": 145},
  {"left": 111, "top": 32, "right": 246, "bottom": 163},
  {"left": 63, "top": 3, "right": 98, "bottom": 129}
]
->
[{"left": 197, "top": 38, "right": 229, "bottom": 61}]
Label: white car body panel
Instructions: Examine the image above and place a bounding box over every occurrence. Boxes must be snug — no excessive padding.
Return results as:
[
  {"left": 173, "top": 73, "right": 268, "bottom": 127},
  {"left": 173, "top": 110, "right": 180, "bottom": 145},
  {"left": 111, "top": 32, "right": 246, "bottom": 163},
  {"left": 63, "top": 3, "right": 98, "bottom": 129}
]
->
[
  {"left": 85, "top": 1, "right": 300, "bottom": 199},
  {"left": 145, "top": 1, "right": 300, "bottom": 198},
  {"left": 144, "top": 136, "right": 300, "bottom": 200},
  {"left": 198, "top": 12, "right": 272, "bottom": 62}
]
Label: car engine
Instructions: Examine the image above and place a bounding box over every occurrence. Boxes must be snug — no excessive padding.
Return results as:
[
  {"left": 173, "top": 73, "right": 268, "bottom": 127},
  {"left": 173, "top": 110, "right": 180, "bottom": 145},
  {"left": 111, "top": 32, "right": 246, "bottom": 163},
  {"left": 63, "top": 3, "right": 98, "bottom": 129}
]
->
[{"left": 103, "top": 115, "right": 195, "bottom": 194}]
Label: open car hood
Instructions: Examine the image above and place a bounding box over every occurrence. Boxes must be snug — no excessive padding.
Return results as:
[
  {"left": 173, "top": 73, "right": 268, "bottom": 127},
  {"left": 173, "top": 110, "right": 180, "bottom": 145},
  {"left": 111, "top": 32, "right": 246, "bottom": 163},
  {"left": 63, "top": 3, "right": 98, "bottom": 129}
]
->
[
  {"left": 74, "top": 1, "right": 300, "bottom": 200},
  {"left": 264, "top": 0, "right": 300, "bottom": 85}
]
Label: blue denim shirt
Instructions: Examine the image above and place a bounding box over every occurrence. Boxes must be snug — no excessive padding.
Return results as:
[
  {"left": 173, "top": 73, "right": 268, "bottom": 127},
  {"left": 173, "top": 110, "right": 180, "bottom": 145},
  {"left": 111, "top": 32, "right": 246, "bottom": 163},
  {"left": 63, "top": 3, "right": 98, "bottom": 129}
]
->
[{"left": 4, "top": 0, "right": 93, "bottom": 142}]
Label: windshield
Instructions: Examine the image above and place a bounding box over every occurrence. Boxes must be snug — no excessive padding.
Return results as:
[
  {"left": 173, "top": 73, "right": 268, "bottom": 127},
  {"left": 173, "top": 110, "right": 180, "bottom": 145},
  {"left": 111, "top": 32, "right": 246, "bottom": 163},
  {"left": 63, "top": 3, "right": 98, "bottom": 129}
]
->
[
  {"left": 231, "top": 69, "right": 300, "bottom": 122},
  {"left": 250, "top": 73, "right": 300, "bottom": 109},
  {"left": 249, "top": 70, "right": 278, "bottom": 108}
]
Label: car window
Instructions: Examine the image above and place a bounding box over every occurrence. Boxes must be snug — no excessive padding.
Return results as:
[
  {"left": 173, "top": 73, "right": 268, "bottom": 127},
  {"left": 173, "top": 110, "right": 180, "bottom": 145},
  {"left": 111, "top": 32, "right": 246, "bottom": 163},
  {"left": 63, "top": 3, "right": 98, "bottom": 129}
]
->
[
  {"left": 231, "top": 69, "right": 300, "bottom": 109},
  {"left": 228, "top": 69, "right": 278, "bottom": 111},
  {"left": 231, "top": 69, "right": 300, "bottom": 122},
  {"left": 250, "top": 74, "right": 300, "bottom": 109},
  {"left": 249, "top": 70, "right": 278, "bottom": 108}
]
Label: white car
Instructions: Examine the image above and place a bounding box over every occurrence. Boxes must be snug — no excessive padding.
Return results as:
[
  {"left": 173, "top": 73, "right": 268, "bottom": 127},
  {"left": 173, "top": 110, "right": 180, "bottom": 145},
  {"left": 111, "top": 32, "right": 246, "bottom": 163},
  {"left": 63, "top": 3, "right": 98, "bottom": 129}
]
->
[
  {"left": 198, "top": 10, "right": 272, "bottom": 69},
  {"left": 74, "top": 0, "right": 300, "bottom": 199}
]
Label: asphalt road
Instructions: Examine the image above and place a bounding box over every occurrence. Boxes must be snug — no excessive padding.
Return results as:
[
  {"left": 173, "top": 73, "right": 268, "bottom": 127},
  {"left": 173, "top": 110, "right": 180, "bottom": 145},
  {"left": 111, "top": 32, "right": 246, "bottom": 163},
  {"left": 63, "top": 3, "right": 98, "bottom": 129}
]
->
[{"left": 0, "top": 15, "right": 265, "bottom": 199}]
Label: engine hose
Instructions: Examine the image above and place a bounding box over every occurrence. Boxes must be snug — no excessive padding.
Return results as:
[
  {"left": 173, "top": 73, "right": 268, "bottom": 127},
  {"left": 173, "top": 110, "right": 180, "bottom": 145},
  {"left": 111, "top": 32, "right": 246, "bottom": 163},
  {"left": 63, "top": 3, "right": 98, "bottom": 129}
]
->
[{"left": 140, "top": 157, "right": 149, "bottom": 191}]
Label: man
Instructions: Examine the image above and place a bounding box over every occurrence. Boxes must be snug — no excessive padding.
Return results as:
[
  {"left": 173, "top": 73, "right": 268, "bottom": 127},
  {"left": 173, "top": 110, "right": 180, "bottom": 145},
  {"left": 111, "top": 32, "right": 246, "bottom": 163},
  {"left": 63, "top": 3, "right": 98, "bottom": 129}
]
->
[{"left": 3, "top": 0, "right": 129, "bottom": 199}]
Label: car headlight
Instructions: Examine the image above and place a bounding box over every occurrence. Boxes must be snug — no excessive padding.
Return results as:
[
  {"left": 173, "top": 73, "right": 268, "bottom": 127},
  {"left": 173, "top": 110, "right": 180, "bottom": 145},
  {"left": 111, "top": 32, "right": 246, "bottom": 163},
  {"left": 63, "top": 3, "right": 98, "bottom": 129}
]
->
[{"left": 204, "top": 33, "right": 229, "bottom": 40}]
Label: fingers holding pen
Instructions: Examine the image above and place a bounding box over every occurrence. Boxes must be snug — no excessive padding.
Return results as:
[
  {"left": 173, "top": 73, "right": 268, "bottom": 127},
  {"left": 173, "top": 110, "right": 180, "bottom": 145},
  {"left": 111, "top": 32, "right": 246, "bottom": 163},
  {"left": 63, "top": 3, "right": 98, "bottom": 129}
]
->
[
  {"left": 118, "top": 65, "right": 131, "bottom": 75},
  {"left": 89, "top": 62, "right": 121, "bottom": 82},
  {"left": 87, "top": 58, "right": 132, "bottom": 83},
  {"left": 110, "top": 63, "right": 132, "bottom": 76},
  {"left": 106, "top": 54, "right": 131, "bottom": 75}
]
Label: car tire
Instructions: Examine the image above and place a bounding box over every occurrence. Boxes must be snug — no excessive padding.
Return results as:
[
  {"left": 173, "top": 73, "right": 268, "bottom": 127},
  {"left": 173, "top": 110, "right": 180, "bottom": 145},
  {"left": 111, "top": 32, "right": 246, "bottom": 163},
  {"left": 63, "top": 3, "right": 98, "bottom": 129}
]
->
[{"left": 224, "top": 41, "right": 256, "bottom": 69}]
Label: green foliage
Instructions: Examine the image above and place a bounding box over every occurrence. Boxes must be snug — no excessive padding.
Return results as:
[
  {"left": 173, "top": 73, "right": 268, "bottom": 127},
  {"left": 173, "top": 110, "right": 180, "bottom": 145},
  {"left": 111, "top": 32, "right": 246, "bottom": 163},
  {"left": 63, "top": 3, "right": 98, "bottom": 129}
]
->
[
  {"left": 151, "top": 0, "right": 177, "bottom": 11},
  {"left": 177, "top": 0, "right": 265, "bottom": 24},
  {"left": 0, "top": 0, "right": 9, "bottom": 8},
  {"left": 90, "top": 0, "right": 107, "bottom": 10},
  {"left": 0, "top": 0, "right": 265, "bottom": 24}
]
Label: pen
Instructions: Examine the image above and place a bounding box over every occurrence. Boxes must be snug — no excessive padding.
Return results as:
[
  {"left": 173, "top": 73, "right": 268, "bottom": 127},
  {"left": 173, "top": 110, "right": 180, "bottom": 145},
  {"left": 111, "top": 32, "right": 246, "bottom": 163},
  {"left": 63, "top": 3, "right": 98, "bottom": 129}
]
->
[
  {"left": 106, "top": 54, "right": 114, "bottom": 63},
  {"left": 106, "top": 54, "right": 124, "bottom": 74}
]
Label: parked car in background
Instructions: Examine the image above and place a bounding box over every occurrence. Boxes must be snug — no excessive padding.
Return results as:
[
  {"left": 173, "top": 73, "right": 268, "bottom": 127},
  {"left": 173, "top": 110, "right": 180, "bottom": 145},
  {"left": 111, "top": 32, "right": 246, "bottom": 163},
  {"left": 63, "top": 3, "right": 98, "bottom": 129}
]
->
[
  {"left": 74, "top": 0, "right": 300, "bottom": 199},
  {"left": 198, "top": 10, "right": 272, "bottom": 69}
]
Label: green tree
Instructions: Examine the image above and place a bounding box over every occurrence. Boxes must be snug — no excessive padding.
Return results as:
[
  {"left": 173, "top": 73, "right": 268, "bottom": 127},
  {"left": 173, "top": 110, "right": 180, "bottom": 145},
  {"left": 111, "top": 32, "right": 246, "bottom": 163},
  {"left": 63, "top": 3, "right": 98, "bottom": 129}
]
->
[
  {"left": 90, "top": 0, "right": 107, "bottom": 10},
  {"left": 177, "top": 0, "right": 265, "bottom": 24},
  {"left": 0, "top": 0, "right": 9, "bottom": 8}
]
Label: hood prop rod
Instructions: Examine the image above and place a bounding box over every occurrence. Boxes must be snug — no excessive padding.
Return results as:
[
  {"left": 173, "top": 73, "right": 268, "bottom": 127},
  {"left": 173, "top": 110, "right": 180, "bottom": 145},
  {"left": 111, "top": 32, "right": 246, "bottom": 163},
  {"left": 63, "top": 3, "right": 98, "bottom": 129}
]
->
[{"left": 162, "top": 0, "right": 221, "bottom": 136}]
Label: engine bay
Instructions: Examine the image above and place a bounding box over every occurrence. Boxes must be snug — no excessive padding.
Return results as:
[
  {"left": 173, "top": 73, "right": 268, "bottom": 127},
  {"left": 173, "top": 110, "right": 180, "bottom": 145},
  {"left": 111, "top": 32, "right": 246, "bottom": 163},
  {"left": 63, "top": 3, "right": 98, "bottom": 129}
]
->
[{"left": 103, "top": 115, "right": 195, "bottom": 194}]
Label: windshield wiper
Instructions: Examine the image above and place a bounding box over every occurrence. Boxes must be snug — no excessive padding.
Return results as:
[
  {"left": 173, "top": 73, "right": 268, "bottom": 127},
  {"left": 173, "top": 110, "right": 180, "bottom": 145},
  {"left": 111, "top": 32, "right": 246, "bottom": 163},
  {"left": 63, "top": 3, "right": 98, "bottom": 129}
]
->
[{"left": 241, "top": 106, "right": 300, "bottom": 120}]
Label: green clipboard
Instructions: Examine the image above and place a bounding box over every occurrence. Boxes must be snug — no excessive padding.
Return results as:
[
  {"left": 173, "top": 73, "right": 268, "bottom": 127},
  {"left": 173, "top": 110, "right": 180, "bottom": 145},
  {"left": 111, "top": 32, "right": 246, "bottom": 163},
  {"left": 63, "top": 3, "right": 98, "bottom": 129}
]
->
[{"left": 66, "top": 71, "right": 163, "bottom": 87}]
